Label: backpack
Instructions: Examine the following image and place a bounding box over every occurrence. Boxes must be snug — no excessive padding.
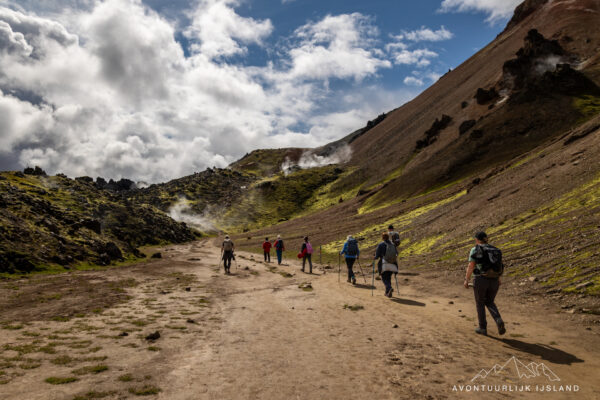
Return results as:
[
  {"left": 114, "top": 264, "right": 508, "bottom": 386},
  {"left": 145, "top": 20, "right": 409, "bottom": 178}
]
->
[
  {"left": 347, "top": 239, "right": 358, "bottom": 256},
  {"left": 223, "top": 240, "right": 234, "bottom": 252},
  {"left": 275, "top": 240, "right": 284, "bottom": 250},
  {"left": 390, "top": 231, "right": 401, "bottom": 247},
  {"left": 306, "top": 242, "right": 313, "bottom": 254},
  {"left": 473, "top": 244, "right": 504, "bottom": 278},
  {"left": 384, "top": 242, "right": 398, "bottom": 264}
]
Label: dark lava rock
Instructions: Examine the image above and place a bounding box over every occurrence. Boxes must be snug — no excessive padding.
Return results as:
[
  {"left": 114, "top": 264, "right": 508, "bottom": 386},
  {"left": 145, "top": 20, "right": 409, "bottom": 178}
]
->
[
  {"left": 474, "top": 87, "right": 498, "bottom": 105},
  {"left": 75, "top": 176, "right": 94, "bottom": 184},
  {"left": 461, "top": 101, "right": 468, "bottom": 109},
  {"left": 118, "top": 332, "right": 129, "bottom": 337},
  {"left": 470, "top": 129, "right": 484, "bottom": 139},
  {"left": 459, "top": 120, "right": 476, "bottom": 135},
  {"left": 151, "top": 252, "right": 162, "bottom": 259},
  {"left": 186, "top": 319, "right": 195, "bottom": 324},
  {"left": 416, "top": 114, "right": 453, "bottom": 149},
  {"left": 23, "top": 166, "right": 47, "bottom": 176},
  {"left": 145, "top": 331, "right": 160, "bottom": 341},
  {"left": 185, "top": 287, "right": 191, "bottom": 292}
]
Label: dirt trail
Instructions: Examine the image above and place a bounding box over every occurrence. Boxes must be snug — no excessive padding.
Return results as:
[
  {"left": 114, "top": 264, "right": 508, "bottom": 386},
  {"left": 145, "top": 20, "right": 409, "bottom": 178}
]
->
[{"left": 1, "top": 240, "right": 599, "bottom": 399}]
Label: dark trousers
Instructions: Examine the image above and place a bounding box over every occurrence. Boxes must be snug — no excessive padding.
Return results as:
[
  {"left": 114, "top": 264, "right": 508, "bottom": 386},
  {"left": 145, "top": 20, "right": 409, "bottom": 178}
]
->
[
  {"left": 223, "top": 251, "right": 233, "bottom": 270},
  {"left": 276, "top": 249, "right": 283, "bottom": 264},
  {"left": 264, "top": 251, "right": 270, "bottom": 262},
  {"left": 302, "top": 254, "right": 312, "bottom": 273},
  {"left": 473, "top": 275, "right": 502, "bottom": 329},
  {"left": 345, "top": 257, "right": 356, "bottom": 279},
  {"left": 381, "top": 271, "right": 393, "bottom": 292}
]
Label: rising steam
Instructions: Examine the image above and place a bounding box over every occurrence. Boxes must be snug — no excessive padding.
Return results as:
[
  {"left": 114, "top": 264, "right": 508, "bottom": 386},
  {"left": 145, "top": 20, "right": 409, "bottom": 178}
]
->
[
  {"left": 281, "top": 144, "right": 351, "bottom": 175},
  {"left": 168, "top": 198, "right": 217, "bottom": 232}
]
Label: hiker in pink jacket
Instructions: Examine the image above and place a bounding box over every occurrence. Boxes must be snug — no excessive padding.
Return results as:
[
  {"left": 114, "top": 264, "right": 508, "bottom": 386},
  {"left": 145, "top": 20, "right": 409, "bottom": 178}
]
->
[{"left": 301, "top": 236, "right": 314, "bottom": 274}]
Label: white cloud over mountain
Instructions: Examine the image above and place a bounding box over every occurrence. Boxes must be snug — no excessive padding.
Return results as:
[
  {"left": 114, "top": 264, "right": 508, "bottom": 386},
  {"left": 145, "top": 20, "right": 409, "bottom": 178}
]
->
[
  {"left": 0, "top": 0, "right": 450, "bottom": 182},
  {"left": 439, "top": 0, "right": 522, "bottom": 23}
]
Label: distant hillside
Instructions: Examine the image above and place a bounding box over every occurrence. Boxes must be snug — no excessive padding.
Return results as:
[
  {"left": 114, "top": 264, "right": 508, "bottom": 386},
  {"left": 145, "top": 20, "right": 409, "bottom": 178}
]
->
[{"left": 0, "top": 169, "right": 195, "bottom": 274}]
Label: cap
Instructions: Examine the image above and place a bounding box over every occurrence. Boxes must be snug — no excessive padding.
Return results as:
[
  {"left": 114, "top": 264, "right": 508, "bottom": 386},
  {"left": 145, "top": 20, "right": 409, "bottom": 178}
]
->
[
  {"left": 225, "top": 235, "right": 230, "bottom": 239},
  {"left": 388, "top": 225, "right": 394, "bottom": 230},
  {"left": 474, "top": 231, "right": 487, "bottom": 240}
]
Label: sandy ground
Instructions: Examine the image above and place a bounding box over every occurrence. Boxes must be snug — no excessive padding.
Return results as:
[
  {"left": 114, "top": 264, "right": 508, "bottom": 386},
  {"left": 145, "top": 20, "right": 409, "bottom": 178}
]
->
[{"left": 1, "top": 240, "right": 599, "bottom": 400}]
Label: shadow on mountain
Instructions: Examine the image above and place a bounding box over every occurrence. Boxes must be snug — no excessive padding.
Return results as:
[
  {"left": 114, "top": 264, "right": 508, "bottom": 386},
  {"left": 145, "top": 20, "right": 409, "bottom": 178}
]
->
[
  {"left": 489, "top": 337, "right": 584, "bottom": 365},
  {"left": 390, "top": 298, "right": 426, "bottom": 307}
]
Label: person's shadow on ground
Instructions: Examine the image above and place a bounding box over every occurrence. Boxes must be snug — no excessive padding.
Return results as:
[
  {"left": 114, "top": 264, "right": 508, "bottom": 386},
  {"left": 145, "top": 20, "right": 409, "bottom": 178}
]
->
[
  {"left": 390, "top": 298, "right": 426, "bottom": 307},
  {"left": 488, "top": 336, "right": 584, "bottom": 365}
]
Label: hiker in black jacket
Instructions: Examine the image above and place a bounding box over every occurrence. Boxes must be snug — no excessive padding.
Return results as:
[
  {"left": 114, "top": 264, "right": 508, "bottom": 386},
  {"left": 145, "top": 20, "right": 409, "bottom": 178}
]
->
[
  {"left": 374, "top": 232, "right": 398, "bottom": 297},
  {"left": 464, "top": 231, "right": 506, "bottom": 336}
]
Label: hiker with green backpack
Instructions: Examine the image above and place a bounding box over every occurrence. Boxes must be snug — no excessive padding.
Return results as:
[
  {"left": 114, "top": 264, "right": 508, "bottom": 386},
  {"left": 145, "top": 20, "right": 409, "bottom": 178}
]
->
[
  {"left": 464, "top": 231, "right": 506, "bottom": 336},
  {"left": 340, "top": 235, "right": 360, "bottom": 285},
  {"left": 221, "top": 235, "right": 235, "bottom": 275},
  {"left": 374, "top": 232, "right": 398, "bottom": 297}
]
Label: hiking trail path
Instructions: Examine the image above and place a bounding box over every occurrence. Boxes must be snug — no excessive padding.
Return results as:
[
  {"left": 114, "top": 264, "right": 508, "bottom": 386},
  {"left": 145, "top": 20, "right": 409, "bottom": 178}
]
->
[{"left": 1, "top": 239, "right": 599, "bottom": 399}]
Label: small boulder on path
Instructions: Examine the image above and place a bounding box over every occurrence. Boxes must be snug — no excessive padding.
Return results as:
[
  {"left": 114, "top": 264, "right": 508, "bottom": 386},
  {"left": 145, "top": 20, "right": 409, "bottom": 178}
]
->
[{"left": 145, "top": 331, "right": 161, "bottom": 341}]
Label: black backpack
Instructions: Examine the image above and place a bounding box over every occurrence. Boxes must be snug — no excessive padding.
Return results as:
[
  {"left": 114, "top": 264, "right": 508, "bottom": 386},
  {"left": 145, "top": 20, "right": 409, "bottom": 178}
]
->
[
  {"left": 473, "top": 244, "right": 504, "bottom": 278},
  {"left": 390, "top": 231, "right": 401, "bottom": 247},
  {"left": 347, "top": 239, "right": 358, "bottom": 256}
]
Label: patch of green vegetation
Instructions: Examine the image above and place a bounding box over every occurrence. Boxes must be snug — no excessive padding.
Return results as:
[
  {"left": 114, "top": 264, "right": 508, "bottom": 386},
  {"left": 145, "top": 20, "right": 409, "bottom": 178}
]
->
[
  {"left": 2, "top": 323, "right": 24, "bottom": 330},
  {"left": 147, "top": 346, "right": 160, "bottom": 352},
  {"left": 298, "top": 282, "right": 313, "bottom": 292},
  {"left": 45, "top": 376, "right": 78, "bottom": 385},
  {"left": 399, "top": 234, "right": 445, "bottom": 258},
  {"left": 128, "top": 385, "right": 161, "bottom": 396},
  {"left": 51, "top": 316, "right": 71, "bottom": 322},
  {"left": 574, "top": 94, "right": 600, "bottom": 119},
  {"left": 221, "top": 165, "right": 343, "bottom": 230},
  {"left": 73, "top": 391, "right": 117, "bottom": 400},
  {"left": 343, "top": 304, "right": 364, "bottom": 311},
  {"left": 118, "top": 373, "right": 134, "bottom": 382}
]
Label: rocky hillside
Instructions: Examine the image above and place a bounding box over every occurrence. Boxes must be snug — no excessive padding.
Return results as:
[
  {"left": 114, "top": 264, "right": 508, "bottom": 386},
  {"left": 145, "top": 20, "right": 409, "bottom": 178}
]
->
[
  {"left": 0, "top": 169, "right": 195, "bottom": 274},
  {"left": 230, "top": 0, "right": 600, "bottom": 303}
]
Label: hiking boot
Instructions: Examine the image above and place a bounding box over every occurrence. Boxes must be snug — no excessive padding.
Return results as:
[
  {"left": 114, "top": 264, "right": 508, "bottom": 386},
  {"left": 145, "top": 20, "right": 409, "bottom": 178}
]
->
[
  {"left": 351, "top": 276, "right": 356, "bottom": 285},
  {"left": 475, "top": 327, "right": 487, "bottom": 336},
  {"left": 347, "top": 277, "right": 352, "bottom": 283},
  {"left": 496, "top": 320, "right": 506, "bottom": 335},
  {"left": 386, "top": 288, "right": 394, "bottom": 298}
]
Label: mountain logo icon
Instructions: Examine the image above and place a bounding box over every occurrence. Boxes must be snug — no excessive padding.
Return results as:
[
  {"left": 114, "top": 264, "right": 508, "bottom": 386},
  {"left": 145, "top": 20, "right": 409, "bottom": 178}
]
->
[{"left": 471, "top": 356, "right": 560, "bottom": 382}]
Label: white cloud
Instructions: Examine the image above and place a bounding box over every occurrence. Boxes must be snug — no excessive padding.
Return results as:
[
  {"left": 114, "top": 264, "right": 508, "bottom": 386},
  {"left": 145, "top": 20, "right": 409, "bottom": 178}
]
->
[
  {"left": 184, "top": 0, "right": 273, "bottom": 59},
  {"left": 403, "top": 76, "right": 424, "bottom": 86},
  {"left": 0, "top": 2, "right": 406, "bottom": 182},
  {"left": 439, "top": 0, "right": 522, "bottom": 23},
  {"left": 285, "top": 13, "right": 391, "bottom": 81},
  {"left": 402, "top": 26, "right": 453, "bottom": 42},
  {"left": 389, "top": 47, "right": 438, "bottom": 67}
]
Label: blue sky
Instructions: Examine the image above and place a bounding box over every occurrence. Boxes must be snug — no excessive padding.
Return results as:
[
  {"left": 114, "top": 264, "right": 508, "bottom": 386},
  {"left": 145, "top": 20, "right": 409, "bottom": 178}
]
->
[{"left": 0, "top": 0, "right": 521, "bottom": 181}]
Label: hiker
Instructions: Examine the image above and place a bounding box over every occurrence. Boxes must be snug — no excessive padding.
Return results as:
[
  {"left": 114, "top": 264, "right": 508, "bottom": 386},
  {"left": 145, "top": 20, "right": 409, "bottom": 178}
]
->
[
  {"left": 274, "top": 235, "right": 285, "bottom": 265},
  {"left": 374, "top": 232, "right": 398, "bottom": 297},
  {"left": 340, "top": 235, "right": 359, "bottom": 284},
  {"left": 221, "top": 235, "right": 235, "bottom": 274},
  {"left": 464, "top": 231, "right": 506, "bottom": 336},
  {"left": 262, "top": 237, "right": 272, "bottom": 262},
  {"left": 301, "top": 236, "right": 314, "bottom": 274},
  {"left": 388, "top": 225, "right": 401, "bottom": 247}
]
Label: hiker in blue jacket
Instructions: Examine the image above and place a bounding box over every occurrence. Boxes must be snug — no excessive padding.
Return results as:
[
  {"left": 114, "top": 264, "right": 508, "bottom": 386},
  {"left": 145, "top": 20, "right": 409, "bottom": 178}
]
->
[{"left": 340, "top": 235, "right": 360, "bottom": 285}]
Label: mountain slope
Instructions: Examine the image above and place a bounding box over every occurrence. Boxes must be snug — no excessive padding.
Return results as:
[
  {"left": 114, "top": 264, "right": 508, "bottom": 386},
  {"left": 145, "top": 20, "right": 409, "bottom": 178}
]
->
[{"left": 230, "top": 0, "right": 600, "bottom": 301}]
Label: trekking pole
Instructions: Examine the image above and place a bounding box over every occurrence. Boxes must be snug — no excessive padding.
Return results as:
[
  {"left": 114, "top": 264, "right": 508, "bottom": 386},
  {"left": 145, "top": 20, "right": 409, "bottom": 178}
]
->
[
  {"left": 394, "top": 273, "right": 399, "bottom": 292},
  {"left": 338, "top": 253, "right": 341, "bottom": 283},
  {"left": 371, "top": 260, "right": 375, "bottom": 296},
  {"left": 357, "top": 258, "right": 367, "bottom": 284},
  {"left": 320, "top": 246, "right": 322, "bottom": 265}
]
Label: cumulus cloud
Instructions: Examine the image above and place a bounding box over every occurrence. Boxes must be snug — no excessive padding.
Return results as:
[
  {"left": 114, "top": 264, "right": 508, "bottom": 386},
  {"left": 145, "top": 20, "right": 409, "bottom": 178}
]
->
[
  {"left": 403, "top": 76, "right": 424, "bottom": 86},
  {"left": 439, "top": 0, "right": 522, "bottom": 23},
  {"left": 184, "top": 0, "right": 273, "bottom": 59},
  {"left": 285, "top": 13, "right": 391, "bottom": 81},
  {"left": 384, "top": 25, "right": 451, "bottom": 67},
  {"left": 0, "top": 1, "right": 417, "bottom": 182},
  {"left": 402, "top": 26, "right": 453, "bottom": 42}
]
